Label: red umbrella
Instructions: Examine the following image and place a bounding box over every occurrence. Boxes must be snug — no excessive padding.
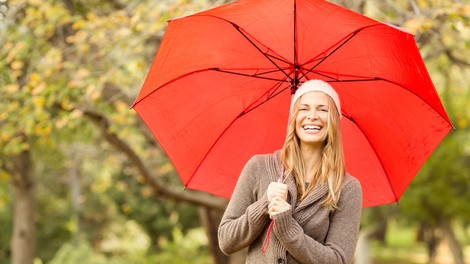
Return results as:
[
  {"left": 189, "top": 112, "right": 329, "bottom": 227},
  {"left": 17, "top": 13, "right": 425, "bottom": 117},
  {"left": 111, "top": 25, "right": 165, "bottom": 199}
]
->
[{"left": 133, "top": 0, "right": 452, "bottom": 207}]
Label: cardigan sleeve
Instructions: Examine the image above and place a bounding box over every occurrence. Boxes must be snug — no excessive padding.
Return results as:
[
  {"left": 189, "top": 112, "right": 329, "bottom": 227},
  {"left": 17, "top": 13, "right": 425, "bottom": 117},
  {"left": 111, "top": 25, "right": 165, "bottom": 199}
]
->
[
  {"left": 273, "top": 178, "right": 363, "bottom": 263},
  {"left": 218, "top": 155, "right": 271, "bottom": 255}
]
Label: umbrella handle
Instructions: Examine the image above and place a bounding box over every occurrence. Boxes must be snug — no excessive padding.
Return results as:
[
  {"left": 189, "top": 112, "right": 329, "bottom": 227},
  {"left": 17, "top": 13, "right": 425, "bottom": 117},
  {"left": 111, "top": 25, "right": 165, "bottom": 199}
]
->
[
  {"left": 262, "top": 169, "right": 285, "bottom": 253},
  {"left": 279, "top": 168, "right": 285, "bottom": 182},
  {"left": 261, "top": 220, "right": 275, "bottom": 253}
]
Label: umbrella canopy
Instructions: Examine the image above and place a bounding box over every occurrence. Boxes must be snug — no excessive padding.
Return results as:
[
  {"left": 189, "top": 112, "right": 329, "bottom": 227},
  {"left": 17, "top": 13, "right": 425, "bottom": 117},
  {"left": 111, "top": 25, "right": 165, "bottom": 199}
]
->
[{"left": 133, "top": 0, "right": 453, "bottom": 207}]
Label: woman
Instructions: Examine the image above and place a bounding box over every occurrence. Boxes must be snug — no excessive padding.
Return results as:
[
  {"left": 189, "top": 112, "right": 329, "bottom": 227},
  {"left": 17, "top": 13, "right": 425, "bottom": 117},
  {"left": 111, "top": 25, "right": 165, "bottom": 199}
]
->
[{"left": 218, "top": 79, "right": 363, "bottom": 263}]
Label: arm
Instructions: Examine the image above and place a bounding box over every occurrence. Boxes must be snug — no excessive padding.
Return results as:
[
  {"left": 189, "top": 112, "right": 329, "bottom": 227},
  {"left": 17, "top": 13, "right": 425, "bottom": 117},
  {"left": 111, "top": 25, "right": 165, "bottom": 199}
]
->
[
  {"left": 273, "top": 179, "right": 363, "bottom": 263},
  {"left": 218, "top": 156, "right": 271, "bottom": 255}
]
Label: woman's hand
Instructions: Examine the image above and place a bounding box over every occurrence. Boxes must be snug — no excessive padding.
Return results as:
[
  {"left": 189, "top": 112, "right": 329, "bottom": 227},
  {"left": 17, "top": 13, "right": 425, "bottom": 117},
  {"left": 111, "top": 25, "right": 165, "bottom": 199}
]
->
[
  {"left": 267, "top": 181, "right": 288, "bottom": 202},
  {"left": 268, "top": 196, "right": 291, "bottom": 218}
]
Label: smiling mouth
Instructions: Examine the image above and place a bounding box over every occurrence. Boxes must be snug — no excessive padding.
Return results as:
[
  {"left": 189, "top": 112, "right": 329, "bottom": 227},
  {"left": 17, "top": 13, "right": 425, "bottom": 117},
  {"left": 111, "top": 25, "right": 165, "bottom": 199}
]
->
[{"left": 303, "top": 125, "right": 322, "bottom": 131}]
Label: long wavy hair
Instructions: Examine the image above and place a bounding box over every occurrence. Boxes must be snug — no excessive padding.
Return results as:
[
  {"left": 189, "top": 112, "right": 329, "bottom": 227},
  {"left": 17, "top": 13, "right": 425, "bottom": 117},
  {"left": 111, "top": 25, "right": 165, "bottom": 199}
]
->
[{"left": 280, "top": 94, "right": 345, "bottom": 210}]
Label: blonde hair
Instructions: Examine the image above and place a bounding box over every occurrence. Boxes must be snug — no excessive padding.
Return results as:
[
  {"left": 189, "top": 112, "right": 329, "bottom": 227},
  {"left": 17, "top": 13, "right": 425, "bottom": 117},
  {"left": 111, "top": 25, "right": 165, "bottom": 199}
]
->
[{"left": 280, "top": 94, "right": 345, "bottom": 210}]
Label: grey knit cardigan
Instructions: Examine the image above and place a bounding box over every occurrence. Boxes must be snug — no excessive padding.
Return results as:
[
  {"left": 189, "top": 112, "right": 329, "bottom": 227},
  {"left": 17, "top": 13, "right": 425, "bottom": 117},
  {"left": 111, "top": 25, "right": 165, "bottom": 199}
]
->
[{"left": 218, "top": 151, "right": 363, "bottom": 263}]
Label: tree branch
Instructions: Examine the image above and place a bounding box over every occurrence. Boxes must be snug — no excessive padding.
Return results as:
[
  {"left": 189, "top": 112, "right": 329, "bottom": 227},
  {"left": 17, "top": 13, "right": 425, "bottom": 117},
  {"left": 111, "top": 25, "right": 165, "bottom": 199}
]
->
[
  {"left": 82, "top": 109, "right": 228, "bottom": 211},
  {"left": 445, "top": 50, "right": 470, "bottom": 67},
  {"left": 102, "top": 82, "right": 158, "bottom": 147}
]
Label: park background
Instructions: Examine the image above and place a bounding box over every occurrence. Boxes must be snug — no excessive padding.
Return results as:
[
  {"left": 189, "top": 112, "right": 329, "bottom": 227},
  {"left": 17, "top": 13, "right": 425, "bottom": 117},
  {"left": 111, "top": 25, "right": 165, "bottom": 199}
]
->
[{"left": 0, "top": 0, "right": 469, "bottom": 263}]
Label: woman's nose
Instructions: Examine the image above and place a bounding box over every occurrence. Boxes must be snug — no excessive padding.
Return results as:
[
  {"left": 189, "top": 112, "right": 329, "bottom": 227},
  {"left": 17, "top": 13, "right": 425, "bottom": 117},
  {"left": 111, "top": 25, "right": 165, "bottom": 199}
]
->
[{"left": 307, "top": 110, "right": 318, "bottom": 120}]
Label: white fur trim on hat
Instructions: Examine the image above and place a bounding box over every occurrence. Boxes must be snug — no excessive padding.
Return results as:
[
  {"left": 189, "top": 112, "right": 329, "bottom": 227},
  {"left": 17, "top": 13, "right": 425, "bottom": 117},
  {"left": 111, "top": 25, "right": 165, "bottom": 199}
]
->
[{"left": 290, "top": 79, "right": 341, "bottom": 117}]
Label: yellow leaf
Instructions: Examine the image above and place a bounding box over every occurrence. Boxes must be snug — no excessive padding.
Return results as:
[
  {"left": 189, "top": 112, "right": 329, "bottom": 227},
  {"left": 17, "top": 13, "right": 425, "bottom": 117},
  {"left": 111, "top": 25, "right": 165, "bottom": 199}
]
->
[
  {"left": 55, "top": 117, "right": 67, "bottom": 129},
  {"left": 121, "top": 203, "right": 132, "bottom": 214},
  {"left": 140, "top": 187, "right": 153, "bottom": 198},
  {"left": 458, "top": 118, "right": 468, "bottom": 129},
  {"left": 0, "top": 171, "right": 10, "bottom": 182},
  {"left": 32, "top": 96, "right": 46, "bottom": 107},
  {"left": 76, "top": 68, "right": 90, "bottom": 79},
  {"left": 4, "top": 42, "right": 13, "bottom": 50},
  {"left": 86, "top": 12, "right": 97, "bottom": 20},
  {"left": 11, "top": 60, "right": 24, "bottom": 70},
  {"left": 137, "top": 175, "right": 146, "bottom": 184},
  {"left": 27, "top": 0, "right": 42, "bottom": 6},
  {"left": 72, "top": 20, "right": 85, "bottom": 30},
  {"left": 86, "top": 86, "right": 101, "bottom": 101},
  {"left": 34, "top": 122, "right": 52, "bottom": 136},
  {"left": 60, "top": 99, "right": 75, "bottom": 111},
  {"left": 30, "top": 73, "right": 41, "bottom": 83},
  {"left": 114, "top": 101, "right": 129, "bottom": 112},
  {"left": 116, "top": 181, "right": 126, "bottom": 191},
  {"left": 4, "top": 84, "right": 20, "bottom": 94},
  {"left": 32, "top": 82, "right": 46, "bottom": 95},
  {"left": 66, "top": 35, "right": 75, "bottom": 43},
  {"left": 67, "top": 80, "right": 78, "bottom": 88},
  {"left": 70, "top": 109, "right": 83, "bottom": 119},
  {"left": 0, "top": 130, "right": 13, "bottom": 142}
]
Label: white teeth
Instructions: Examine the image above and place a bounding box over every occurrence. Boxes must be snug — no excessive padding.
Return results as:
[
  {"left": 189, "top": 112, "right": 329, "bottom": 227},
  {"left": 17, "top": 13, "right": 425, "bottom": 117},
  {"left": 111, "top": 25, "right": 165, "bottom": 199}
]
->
[{"left": 303, "top": 125, "right": 321, "bottom": 130}]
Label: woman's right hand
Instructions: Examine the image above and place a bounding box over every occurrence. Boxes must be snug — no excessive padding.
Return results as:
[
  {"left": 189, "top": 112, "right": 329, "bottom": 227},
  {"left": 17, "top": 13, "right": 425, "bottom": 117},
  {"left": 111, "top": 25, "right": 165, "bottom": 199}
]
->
[{"left": 267, "top": 181, "right": 288, "bottom": 202}]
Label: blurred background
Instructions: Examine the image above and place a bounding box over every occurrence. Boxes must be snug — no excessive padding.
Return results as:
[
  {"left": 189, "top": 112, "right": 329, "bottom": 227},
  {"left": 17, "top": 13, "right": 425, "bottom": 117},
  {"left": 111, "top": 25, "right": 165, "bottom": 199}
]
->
[{"left": 0, "top": 0, "right": 469, "bottom": 263}]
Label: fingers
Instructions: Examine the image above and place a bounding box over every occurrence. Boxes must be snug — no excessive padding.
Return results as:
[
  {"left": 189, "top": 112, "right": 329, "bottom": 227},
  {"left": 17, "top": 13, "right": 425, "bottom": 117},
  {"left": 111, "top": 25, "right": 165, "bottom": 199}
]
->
[
  {"left": 267, "top": 182, "right": 288, "bottom": 202},
  {"left": 267, "top": 181, "right": 290, "bottom": 218},
  {"left": 268, "top": 196, "right": 291, "bottom": 218}
]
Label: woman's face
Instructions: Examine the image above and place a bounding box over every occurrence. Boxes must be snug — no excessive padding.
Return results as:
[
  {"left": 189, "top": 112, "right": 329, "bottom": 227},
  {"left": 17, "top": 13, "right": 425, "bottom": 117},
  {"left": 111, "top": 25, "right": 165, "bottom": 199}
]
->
[{"left": 295, "top": 91, "right": 330, "bottom": 148}]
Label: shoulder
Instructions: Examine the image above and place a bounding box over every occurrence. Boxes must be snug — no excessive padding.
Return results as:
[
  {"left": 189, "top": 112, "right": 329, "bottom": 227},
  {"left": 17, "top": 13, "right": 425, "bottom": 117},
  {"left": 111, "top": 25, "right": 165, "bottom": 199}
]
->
[
  {"left": 242, "top": 151, "right": 280, "bottom": 182},
  {"left": 339, "top": 173, "right": 363, "bottom": 206},
  {"left": 342, "top": 173, "right": 362, "bottom": 191},
  {"left": 245, "top": 151, "right": 278, "bottom": 168}
]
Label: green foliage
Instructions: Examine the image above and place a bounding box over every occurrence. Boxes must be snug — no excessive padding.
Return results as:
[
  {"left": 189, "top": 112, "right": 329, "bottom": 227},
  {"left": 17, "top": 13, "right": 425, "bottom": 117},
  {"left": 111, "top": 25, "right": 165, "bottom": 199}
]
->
[
  {"left": 0, "top": 199, "right": 12, "bottom": 264},
  {"left": 44, "top": 227, "right": 210, "bottom": 264},
  {"left": 154, "top": 228, "right": 211, "bottom": 264},
  {"left": 47, "top": 239, "right": 153, "bottom": 264},
  {"left": 399, "top": 130, "right": 470, "bottom": 226},
  {"left": 104, "top": 163, "right": 201, "bottom": 251}
]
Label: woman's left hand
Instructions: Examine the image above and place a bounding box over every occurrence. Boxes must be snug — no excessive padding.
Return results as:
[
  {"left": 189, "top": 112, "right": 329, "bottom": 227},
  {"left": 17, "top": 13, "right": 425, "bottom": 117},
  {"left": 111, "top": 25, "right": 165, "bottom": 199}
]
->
[{"left": 268, "top": 196, "right": 291, "bottom": 218}]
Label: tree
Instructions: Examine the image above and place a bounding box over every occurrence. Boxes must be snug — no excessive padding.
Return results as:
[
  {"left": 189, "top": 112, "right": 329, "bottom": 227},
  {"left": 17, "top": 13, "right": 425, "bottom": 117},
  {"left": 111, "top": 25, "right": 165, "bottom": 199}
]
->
[{"left": 1, "top": 0, "right": 228, "bottom": 263}]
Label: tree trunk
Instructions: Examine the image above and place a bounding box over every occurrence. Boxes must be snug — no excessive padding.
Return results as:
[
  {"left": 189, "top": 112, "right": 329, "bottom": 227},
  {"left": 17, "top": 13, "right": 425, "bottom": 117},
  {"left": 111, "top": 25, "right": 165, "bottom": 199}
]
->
[
  {"left": 199, "top": 207, "right": 229, "bottom": 264},
  {"left": 424, "top": 226, "right": 440, "bottom": 264},
  {"left": 10, "top": 149, "right": 36, "bottom": 264},
  {"left": 354, "top": 229, "right": 372, "bottom": 264},
  {"left": 68, "top": 155, "right": 82, "bottom": 242},
  {"left": 440, "top": 219, "right": 465, "bottom": 264},
  {"left": 198, "top": 207, "right": 247, "bottom": 264}
]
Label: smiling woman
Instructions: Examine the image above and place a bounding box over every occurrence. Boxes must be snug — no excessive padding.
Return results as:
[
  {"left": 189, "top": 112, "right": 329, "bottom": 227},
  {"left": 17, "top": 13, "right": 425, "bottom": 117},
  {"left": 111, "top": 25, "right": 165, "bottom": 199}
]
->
[
  {"left": 296, "top": 91, "right": 332, "bottom": 147},
  {"left": 284, "top": 80, "right": 345, "bottom": 205},
  {"left": 218, "top": 80, "right": 363, "bottom": 263}
]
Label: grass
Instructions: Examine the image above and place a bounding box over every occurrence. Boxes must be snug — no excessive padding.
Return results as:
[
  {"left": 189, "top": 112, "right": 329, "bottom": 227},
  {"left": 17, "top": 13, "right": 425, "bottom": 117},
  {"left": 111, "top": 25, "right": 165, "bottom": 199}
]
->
[
  {"left": 371, "top": 224, "right": 428, "bottom": 264},
  {"left": 370, "top": 222, "right": 470, "bottom": 264}
]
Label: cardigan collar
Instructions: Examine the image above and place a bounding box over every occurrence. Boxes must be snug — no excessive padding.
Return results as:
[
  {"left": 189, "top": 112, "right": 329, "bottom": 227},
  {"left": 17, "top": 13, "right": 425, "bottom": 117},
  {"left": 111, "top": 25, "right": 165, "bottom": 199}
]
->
[{"left": 271, "top": 151, "right": 329, "bottom": 212}]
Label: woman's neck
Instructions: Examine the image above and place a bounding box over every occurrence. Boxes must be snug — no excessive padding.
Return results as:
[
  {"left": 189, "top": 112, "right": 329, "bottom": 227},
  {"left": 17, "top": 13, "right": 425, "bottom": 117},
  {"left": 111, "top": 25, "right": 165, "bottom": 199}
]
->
[{"left": 300, "top": 145, "right": 322, "bottom": 183}]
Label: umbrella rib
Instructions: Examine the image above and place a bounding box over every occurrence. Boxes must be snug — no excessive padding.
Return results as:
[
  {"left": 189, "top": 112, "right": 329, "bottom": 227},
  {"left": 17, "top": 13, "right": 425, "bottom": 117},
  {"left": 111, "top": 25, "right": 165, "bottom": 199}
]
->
[
  {"left": 211, "top": 68, "right": 290, "bottom": 83},
  {"left": 293, "top": 0, "right": 299, "bottom": 90},
  {"left": 193, "top": 14, "right": 294, "bottom": 68},
  {"left": 300, "top": 24, "right": 383, "bottom": 80},
  {"left": 133, "top": 67, "right": 288, "bottom": 107},
  {"left": 229, "top": 22, "right": 294, "bottom": 82},
  {"left": 187, "top": 82, "right": 290, "bottom": 187},
  {"left": 299, "top": 30, "right": 359, "bottom": 80},
  {"left": 339, "top": 77, "right": 453, "bottom": 128},
  {"left": 298, "top": 68, "right": 339, "bottom": 82},
  {"left": 241, "top": 82, "right": 290, "bottom": 116},
  {"left": 340, "top": 76, "right": 453, "bottom": 203},
  {"left": 342, "top": 115, "right": 400, "bottom": 203}
]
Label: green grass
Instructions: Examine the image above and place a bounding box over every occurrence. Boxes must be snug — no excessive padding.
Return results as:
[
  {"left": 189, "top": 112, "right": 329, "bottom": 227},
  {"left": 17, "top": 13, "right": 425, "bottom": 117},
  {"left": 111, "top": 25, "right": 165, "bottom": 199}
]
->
[
  {"left": 370, "top": 222, "right": 470, "bottom": 264},
  {"left": 370, "top": 223, "right": 428, "bottom": 264}
]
